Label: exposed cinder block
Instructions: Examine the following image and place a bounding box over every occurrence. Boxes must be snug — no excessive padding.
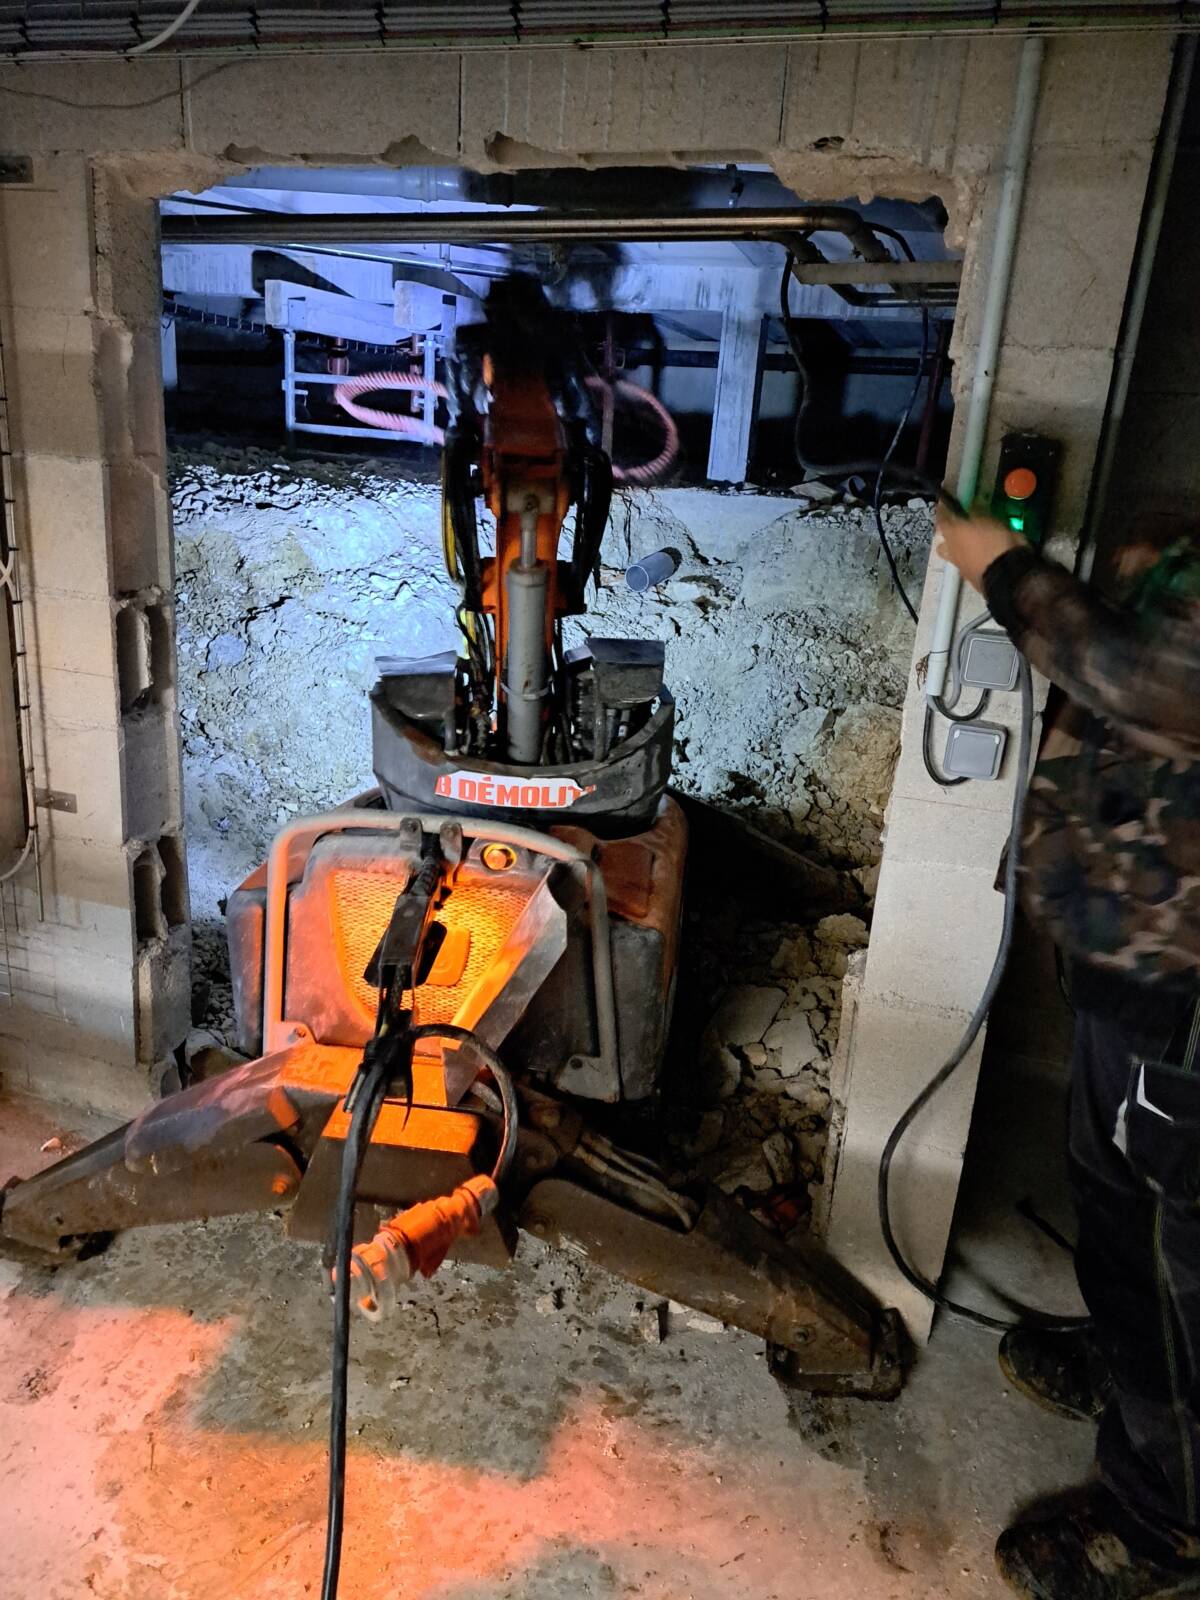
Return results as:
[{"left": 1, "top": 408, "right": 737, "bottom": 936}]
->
[
  {"left": 91, "top": 184, "right": 165, "bottom": 335},
  {"left": 866, "top": 860, "right": 1007, "bottom": 1014},
  {"left": 462, "top": 44, "right": 786, "bottom": 164},
  {"left": 1036, "top": 33, "right": 1174, "bottom": 148},
  {"left": 105, "top": 460, "right": 172, "bottom": 593},
  {"left": 0, "top": 957, "right": 135, "bottom": 1067},
  {"left": 135, "top": 924, "right": 191, "bottom": 1066},
  {"left": 825, "top": 991, "right": 986, "bottom": 1336},
  {"left": 28, "top": 590, "right": 114, "bottom": 679},
  {"left": 0, "top": 1033, "right": 151, "bottom": 1118},
  {"left": 0, "top": 62, "right": 182, "bottom": 154},
  {"left": 183, "top": 53, "right": 461, "bottom": 161},
  {"left": 20, "top": 838, "right": 132, "bottom": 953},
  {"left": 38, "top": 666, "right": 120, "bottom": 731},
  {"left": 1004, "top": 146, "right": 1154, "bottom": 354},
  {"left": 115, "top": 605, "right": 153, "bottom": 713},
  {"left": 121, "top": 703, "right": 181, "bottom": 841},
  {"left": 19, "top": 455, "right": 112, "bottom": 596},
  {"left": 0, "top": 156, "right": 94, "bottom": 315},
  {"left": 3, "top": 309, "right": 104, "bottom": 461},
  {"left": 38, "top": 716, "right": 127, "bottom": 848}
]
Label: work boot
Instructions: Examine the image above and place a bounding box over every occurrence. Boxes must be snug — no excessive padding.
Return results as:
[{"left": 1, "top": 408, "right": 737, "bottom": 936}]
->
[
  {"left": 997, "top": 1486, "right": 1200, "bottom": 1599},
  {"left": 999, "top": 1325, "right": 1111, "bottom": 1422}
]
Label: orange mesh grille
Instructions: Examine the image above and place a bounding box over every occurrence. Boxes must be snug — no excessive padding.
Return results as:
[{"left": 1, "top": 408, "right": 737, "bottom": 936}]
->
[{"left": 327, "top": 869, "right": 529, "bottom": 1027}]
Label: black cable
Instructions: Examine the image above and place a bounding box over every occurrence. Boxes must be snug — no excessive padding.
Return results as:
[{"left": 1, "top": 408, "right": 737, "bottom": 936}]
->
[
  {"left": 321, "top": 1049, "right": 394, "bottom": 1600},
  {"left": 934, "top": 691, "right": 991, "bottom": 724},
  {"left": 879, "top": 660, "right": 1092, "bottom": 1334},
  {"left": 408, "top": 1023, "right": 519, "bottom": 1184},
  {"left": 779, "top": 232, "right": 943, "bottom": 622},
  {"left": 921, "top": 702, "right": 968, "bottom": 788},
  {"left": 319, "top": 1020, "right": 517, "bottom": 1600},
  {"left": 869, "top": 299, "right": 930, "bottom": 625}
]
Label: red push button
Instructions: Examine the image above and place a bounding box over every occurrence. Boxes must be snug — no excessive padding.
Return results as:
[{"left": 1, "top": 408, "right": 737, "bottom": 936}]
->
[{"left": 1004, "top": 466, "right": 1038, "bottom": 502}]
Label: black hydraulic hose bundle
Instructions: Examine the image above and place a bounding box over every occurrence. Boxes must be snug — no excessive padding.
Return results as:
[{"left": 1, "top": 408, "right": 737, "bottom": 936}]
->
[{"left": 320, "top": 1023, "right": 517, "bottom": 1600}]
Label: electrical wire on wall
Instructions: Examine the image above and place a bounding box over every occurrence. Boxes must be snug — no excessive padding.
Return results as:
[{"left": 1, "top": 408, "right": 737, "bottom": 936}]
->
[{"left": 0, "top": 313, "right": 43, "bottom": 935}]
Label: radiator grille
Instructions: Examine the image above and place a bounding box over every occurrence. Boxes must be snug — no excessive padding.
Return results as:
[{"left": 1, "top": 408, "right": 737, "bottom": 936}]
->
[{"left": 328, "top": 869, "right": 529, "bottom": 1028}]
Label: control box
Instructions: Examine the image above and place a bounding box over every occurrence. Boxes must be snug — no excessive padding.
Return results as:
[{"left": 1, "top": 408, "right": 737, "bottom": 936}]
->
[{"left": 991, "top": 432, "right": 1061, "bottom": 548}]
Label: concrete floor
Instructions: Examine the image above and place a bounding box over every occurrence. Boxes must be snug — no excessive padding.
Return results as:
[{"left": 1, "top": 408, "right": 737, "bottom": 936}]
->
[{"left": 0, "top": 1091, "right": 1092, "bottom": 1600}]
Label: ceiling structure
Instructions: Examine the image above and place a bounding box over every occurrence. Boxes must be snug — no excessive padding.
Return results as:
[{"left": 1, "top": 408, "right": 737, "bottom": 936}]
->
[{"left": 0, "top": 0, "right": 1192, "bottom": 58}]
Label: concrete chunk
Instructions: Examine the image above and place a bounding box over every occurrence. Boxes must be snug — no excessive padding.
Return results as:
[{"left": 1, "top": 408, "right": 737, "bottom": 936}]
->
[
  {"left": 709, "top": 984, "right": 785, "bottom": 1047},
  {"left": 764, "top": 1013, "right": 819, "bottom": 1076}
]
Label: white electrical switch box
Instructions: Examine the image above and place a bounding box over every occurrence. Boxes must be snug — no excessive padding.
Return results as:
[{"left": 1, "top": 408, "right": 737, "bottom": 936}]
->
[
  {"left": 960, "top": 630, "right": 1020, "bottom": 691},
  {"left": 943, "top": 720, "right": 1008, "bottom": 780}
]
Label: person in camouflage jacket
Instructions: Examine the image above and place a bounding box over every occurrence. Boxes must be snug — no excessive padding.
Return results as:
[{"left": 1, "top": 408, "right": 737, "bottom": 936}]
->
[{"left": 935, "top": 506, "right": 1200, "bottom": 1600}]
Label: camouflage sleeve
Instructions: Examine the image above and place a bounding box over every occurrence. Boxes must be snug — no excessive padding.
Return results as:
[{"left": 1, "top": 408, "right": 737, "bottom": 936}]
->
[{"left": 983, "top": 545, "right": 1200, "bottom": 759}]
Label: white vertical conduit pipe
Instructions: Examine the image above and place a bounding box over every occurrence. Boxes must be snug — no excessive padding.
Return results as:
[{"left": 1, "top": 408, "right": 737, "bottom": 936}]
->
[{"left": 925, "top": 36, "right": 1045, "bottom": 703}]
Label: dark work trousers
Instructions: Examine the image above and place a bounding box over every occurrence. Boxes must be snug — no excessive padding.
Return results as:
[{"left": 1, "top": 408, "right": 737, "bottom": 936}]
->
[{"left": 1071, "top": 998, "right": 1200, "bottom": 1554}]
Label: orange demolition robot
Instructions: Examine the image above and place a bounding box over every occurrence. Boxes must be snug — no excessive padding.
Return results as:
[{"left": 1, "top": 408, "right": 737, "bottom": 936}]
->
[{"left": 1, "top": 278, "right": 901, "bottom": 1402}]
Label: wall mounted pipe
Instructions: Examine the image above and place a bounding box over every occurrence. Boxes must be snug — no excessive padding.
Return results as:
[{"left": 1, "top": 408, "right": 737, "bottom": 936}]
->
[
  {"left": 925, "top": 35, "right": 1044, "bottom": 703},
  {"left": 1077, "top": 31, "right": 1197, "bottom": 583}
]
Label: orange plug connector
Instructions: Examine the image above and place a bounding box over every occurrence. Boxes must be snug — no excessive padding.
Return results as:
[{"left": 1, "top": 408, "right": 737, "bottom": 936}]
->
[{"left": 347, "top": 1174, "right": 499, "bottom": 1321}]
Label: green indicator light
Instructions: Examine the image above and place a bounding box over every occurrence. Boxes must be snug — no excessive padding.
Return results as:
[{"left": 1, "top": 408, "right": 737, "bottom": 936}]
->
[{"left": 1009, "top": 515, "right": 1025, "bottom": 532}]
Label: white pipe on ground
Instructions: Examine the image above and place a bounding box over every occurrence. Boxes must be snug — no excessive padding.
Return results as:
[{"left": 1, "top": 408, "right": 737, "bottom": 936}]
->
[{"left": 925, "top": 36, "right": 1045, "bottom": 703}]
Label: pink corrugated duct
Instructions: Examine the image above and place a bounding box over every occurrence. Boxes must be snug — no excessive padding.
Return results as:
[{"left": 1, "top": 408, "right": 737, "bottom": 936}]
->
[
  {"left": 333, "top": 369, "right": 679, "bottom": 485},
  {"left": 585, "top": 376, "right": 679, "bottom": 486},
  {"left": 333, "top": 370, "right": 448, "bottom": 445}
]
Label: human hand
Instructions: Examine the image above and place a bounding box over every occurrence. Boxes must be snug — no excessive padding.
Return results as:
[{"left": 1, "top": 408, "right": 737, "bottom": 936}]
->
[{"left": 934, "top": 505, "right": 1024, "bottom": 593}]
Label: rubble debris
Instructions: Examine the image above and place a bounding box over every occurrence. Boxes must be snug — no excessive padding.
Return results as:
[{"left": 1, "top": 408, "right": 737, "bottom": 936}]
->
[
  {"left": 677, "top": 1108, "right": 725, "bottom": 1158},
  {"left": 762, "top": 1130, "right": 796, "bottom": 1186},
  {"left": 632, "top": 1300, "right": 668, "bottom": 1344},
  {"left": 813, "top": 914, "right": 871, "bottom": 979},
  {"left": 709, "top": 985, "right": 785, "bottom": 1047},
  {"left": 763, "top": 1014, "right": 819, "bottom": 1076}
]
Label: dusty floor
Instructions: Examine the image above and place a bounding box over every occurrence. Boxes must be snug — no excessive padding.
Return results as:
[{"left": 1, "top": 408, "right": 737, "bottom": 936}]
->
[{"left": 0, "top": 1093, "right": 1090, "bottom": 1600}]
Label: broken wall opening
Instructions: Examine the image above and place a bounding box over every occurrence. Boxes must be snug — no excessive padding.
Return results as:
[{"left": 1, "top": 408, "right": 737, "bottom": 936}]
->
[{"left": 163, "top": 162, "right": 958, "bottom": 1233}]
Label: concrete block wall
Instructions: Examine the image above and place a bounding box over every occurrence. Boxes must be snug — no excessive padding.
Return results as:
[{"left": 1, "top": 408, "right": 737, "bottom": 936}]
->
[
  {"left": 0, "top": 156, "right": 188, "bottom": 1114},
  {"left": 0, "top": 33, "right": 1175, "bottom": 1199},
  {"left": 825, "top": 38, "right": 1176, "bottom": 1337}
]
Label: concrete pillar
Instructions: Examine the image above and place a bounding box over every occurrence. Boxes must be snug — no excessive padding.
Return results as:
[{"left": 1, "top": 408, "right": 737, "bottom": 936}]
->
[{"left": 823, "top": 35, "right": 1177, "bottom": 1338}]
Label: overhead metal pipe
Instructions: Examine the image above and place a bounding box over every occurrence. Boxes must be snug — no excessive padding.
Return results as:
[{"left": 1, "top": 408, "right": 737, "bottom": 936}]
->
[{"left": 161, "top": 205, "right": 895, "bottom": 254}]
